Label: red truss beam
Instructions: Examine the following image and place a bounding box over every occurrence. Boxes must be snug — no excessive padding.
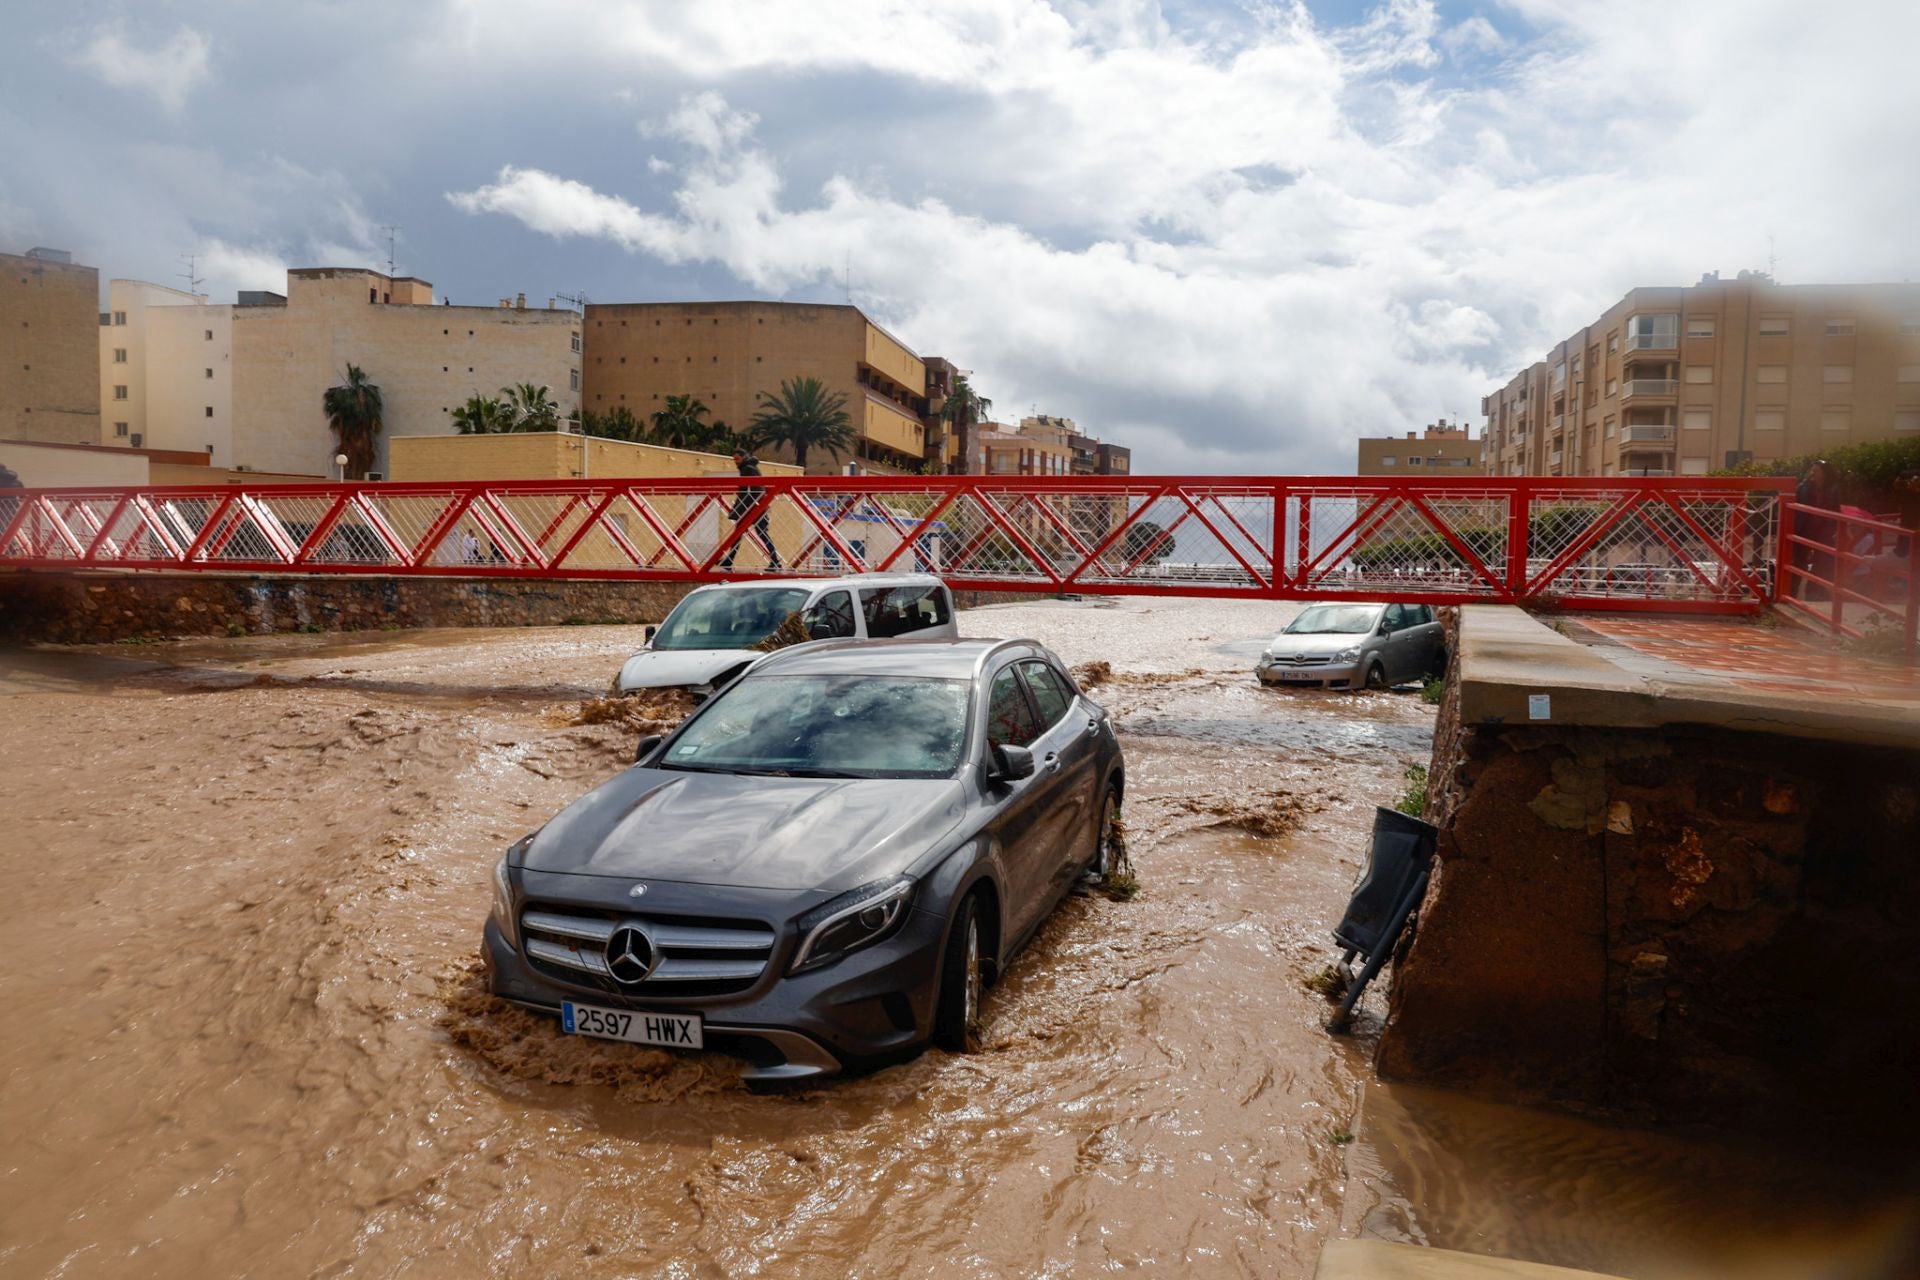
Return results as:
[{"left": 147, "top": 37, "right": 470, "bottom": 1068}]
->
[{"left": 0, "top": 475, "right": 1800, "bottom": 613}]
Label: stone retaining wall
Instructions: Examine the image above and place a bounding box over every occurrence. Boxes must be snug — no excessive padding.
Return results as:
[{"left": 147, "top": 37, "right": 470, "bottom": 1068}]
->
[
  {"left": 1380, "top": 654, "right": 1920, "bottom": 1136},
  {"left": 0, "top": 571, "right": 1057, "bottom": 645}
]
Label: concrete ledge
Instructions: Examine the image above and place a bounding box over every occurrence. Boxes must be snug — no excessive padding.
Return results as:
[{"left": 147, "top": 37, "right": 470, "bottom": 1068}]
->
[
  {"left": 1317, "top": 1241, "right": 1626, "bottom": 1280},
  {"left": 1457, "top": 605, "right": 1920, "bottom": 749}
]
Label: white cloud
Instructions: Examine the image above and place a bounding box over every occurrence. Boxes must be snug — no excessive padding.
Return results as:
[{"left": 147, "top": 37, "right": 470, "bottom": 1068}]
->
[
  {"left": 71, "top": 25, "right": 211, "bottom": 113},
  {"left": 198, "top": 239, "right": 290, "bottom": 294}
]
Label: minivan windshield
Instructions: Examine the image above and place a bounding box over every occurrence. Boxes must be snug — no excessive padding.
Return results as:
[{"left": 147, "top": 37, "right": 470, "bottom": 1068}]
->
[
  {"left": 1284, "top": 604, "right": 1381, "bottom": 635},
  {"left": 650, "top": 588, "right": 810, "bottom": 650},
  {"left": 660, "top": 675, "right": 969, "bottom": 779}
]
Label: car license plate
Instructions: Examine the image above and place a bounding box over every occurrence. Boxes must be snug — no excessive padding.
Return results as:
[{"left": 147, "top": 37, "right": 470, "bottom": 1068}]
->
[
  {"left": 1279, "top": 670, "right": 1325, "bottom": 682},
  {"left": 562, "top": 1001, "right": 703, "bottom": 1049}
]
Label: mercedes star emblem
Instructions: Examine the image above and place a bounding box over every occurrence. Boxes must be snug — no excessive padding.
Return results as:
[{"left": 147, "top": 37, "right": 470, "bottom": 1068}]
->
[{"left": 604, "top": 926, "right": 657, "bottom": 984}]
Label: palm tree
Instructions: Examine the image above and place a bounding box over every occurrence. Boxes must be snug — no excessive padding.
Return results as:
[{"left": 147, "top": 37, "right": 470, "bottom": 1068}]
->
[
  {"left": 323, "top": 364, "right": 384, "bottom": 479},
  {"left": 581, "top": 405, "right": 644, "bottom": 442},
  {"left": 938, "top": 375, "right": 991, "bottom": 474},
  {"left": 501, "top": 382, "right": 560, "bottom": 432},
  {"left": 747, "top": 376, "right": 854, "bottom": 470},
  {"left": 452, "top": 394, "right": 511, "bottom": 435},
  {"left": 648, "top": 395, "right": 714, "bottom": 449}
]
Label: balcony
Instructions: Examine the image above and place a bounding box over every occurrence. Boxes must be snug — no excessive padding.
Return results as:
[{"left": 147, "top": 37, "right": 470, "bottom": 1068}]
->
[
  {"left": 1620, "top": 424, "right": 1675, "bottom": 445},
  {"left": 1622, "top": 468, "right": 1674, "bottom": 477},
  {"left": 1620, "top": 379, "right": 1677, "bottom": 400}
]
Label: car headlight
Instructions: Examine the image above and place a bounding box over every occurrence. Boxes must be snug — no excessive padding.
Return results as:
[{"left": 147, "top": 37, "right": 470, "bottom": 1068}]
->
[
  {"left": 492, "top": 833, "right": 535, "bottom": 944},
  {"left": 789, "top": 876, "right": 915, "bottom": 974},
  {"left": 1336, "top": 645, "right": 1362, "bottom": 662}
]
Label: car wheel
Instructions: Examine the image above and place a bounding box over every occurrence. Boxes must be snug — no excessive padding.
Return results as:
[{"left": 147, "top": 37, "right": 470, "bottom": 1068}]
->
[
  {"left": 1088, "top": 784, "right": 1122, "bottom": 877},
  {"left": 1359, "top": 659, "right": 1386, "bottom": 691},
  {"left": 933, "top": 892, "right": 986, "bottom": 1052}
]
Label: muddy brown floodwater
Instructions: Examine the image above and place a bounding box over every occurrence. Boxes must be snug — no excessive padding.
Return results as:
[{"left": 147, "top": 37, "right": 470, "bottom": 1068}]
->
[{"left": 0, "top": 596, "right": 1910, "bottom": 1279}]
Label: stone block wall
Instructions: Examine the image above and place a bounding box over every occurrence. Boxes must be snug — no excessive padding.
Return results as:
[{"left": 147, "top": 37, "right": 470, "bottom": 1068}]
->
[{"left": 1380, "top": 669, "right": 1920, "bottom": 1135}]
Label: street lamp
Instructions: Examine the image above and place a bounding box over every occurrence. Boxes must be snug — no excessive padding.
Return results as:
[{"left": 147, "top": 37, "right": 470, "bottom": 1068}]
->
[{"left": 333, "top": 453, "right": 348, "bottom": 482}]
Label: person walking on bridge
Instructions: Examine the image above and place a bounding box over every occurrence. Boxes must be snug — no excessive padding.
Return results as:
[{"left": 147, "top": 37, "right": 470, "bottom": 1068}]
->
[{"left": 719, "top": 449, "right": 781, "bottom": 571}]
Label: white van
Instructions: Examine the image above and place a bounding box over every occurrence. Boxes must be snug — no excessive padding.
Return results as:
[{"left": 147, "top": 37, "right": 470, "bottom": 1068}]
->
[{"left": 614, "top": 574, "right": 959, "bottom": 697}]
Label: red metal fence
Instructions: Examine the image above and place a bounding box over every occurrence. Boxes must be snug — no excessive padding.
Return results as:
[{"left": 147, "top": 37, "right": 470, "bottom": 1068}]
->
[
  {"left": 0, "top": 475, "right": 1793, "bottom": 612},
  {"left": 1778, "top": 501, "right": 1919, "bottom": 656}
]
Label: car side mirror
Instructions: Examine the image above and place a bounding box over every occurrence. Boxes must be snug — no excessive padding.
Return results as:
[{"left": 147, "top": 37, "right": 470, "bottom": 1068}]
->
[
  {"left": 633, "top": 733, "right": 663, "bottom": 765},
  {"left": 808, "top": 621, "right": 834, "bottom": 641},
  {"left": 643, "top": 625, "right": 657, "bottom": 645},
  {"left": 986, "top": 743, "right": 1036, "bottom": 783}
]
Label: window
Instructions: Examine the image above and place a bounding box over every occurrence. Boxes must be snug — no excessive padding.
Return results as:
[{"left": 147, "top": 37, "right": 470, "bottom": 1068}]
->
[
  {"left": 369, "top": 287, "right": 378, "bottom": 303},
  {"left": 858, "top": 584, "right": 951, "bottom": 638},
  {"left": 1607, "top": 333, "right": 1618, "bottom": 354},
  {"left": 1823, "top": 365, "right": 1854, "bottom": 383},
  {"left": 1759, "top": 316, "right": 1789, "bottom": 336},
  {"left": 112, "top": 348, "right": 127, "bottom": 363},
  {"left": 1820, "top": 409, "right": 1851, "bottom": 432},
  {"left": 112, "top": 311, "right": 126, "bottom": 325},
  {"left": 1896, "top": 412, "right": 1920, "bottom": 433},
  {"left": 570, "top": 332, "right": 581, "bottom": 353},
  {"left": 1758, "top": 365, "right": 1787, "bottom": 384},
  {"left": 1684, "top": 365, "right": 1713, "bottom": 383},
  {"left": 1625, "top": 314, "right": 1678, "bottom": 348},
  {"left": 1604, "top": 415, "right": 1616, "bottom": 439},
  {"left": 986, "top": 668, "right": 1041, "bottom": 749},
  {"left": 1687, "top": 318, "right": 1715, "bottom": 338},
  {"left": 1021, "top": 661, "right": 1074, "bottom": 728},
  {"left": 1408, "top": 456, "right": 1425, "bottom": 466},
  {"left": 1571, "top": 355, "right": 1582, "bottom": 376},
  {"left": 204, "top": 406, "right": 214, "bottom": 418},
  {"left": 114, "top": 421, "right": 128, "bottom": 437},
  {"left": 1378, "top": 455, "right": 1398, "bottom": 466},
  {"left": 204, "top": 329, "right": 213, "bottom": 341},
  {"left": 1680, "top": 458, "right": 1710, "bottom": 476},
  {"left": 1826, "top": 318, "right": 1856, "bottom": 336},
  {"left": 112, "top": 385, "right": 127, "bottom": 400},
  {"left": 1755, "top": 410, "right": 1786, "bottom": 432},
  {"left": 1605, "top": 378, "right": 1617, "bottom": 396},
  {"left": 1683, "top": 410, "right": 1711, "bottom": 432},
  {"left": 800, "top": 590, "right": 856, "bottom": 639},
  {"left": 569, "top": 368, "right": 580, "bottom": 391},
  {"left": 204, "top": 368, "right": 213, "bottom": 379}
]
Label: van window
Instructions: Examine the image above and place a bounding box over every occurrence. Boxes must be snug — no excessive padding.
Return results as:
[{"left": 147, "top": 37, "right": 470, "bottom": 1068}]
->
[
  {"left": 802, "top": 590, "right": 856, "bottom": 639},
  {"left": 858, "top": 584, "right": 951, "bottom": 638},
  {"left": 1382, "top": 604, "right": 1407, "bottom": 631},
  {"left": 986, "top": 667, "right": 1041, "bottom": 748}
]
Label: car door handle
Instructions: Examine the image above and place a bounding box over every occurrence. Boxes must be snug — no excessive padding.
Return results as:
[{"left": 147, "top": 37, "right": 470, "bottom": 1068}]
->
[
  {"left": 1044, "top": 751, "right": 1061, "bottom": 773},
  {"left": 1084, "top": 718, "right": 1099, "bottom": 736}
]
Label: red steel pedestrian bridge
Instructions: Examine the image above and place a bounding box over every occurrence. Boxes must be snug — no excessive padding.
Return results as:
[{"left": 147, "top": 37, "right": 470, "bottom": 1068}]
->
[{"left": 0, "top": 474, "right": 1829, "bottom": 617}]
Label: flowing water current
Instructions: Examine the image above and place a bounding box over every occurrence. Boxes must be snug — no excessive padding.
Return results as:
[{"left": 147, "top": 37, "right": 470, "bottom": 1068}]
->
[{"left": 0, "top": 597, "right": 1910, "bottom": 1278}]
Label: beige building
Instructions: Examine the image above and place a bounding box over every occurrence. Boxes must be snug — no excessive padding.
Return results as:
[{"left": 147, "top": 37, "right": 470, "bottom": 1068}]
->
[
  {"left": 2, "top": 248, "right": 101, "bottom": 445},
  {"left": 102, "top": 267, "right": 581, "bottom": 480},
  {"left": 1356, "top": 418, "right": 1486, "bottom": 476},
  {"left": 974, "top": 415, "right": 1134, "bottom": 478},
  {"left": 0, "top": 438, "right": 316, "bottom": 488},
  {"left": 1485, "top": 275, "right": 1920, "bottom": 477},
  {"left": 582, "top": 301, "right": 929, "bottom": 474}
]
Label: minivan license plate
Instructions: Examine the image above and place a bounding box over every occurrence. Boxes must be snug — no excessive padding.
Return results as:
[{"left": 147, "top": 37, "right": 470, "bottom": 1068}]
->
[{"left": 562, "top": 1002, "right": 703, "bottom": 1049}]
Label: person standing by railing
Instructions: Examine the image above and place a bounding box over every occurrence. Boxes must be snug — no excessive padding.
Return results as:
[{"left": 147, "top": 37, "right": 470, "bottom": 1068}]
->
[{"left": 1793, "top": 459, "right": 1835, "bottom": 600}]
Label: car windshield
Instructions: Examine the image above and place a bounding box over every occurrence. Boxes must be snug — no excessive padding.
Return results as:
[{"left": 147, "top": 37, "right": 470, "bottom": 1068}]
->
[
  {"left": 659, "top": 675, "right": 970, "bottom": 779},
  {"left": 1284, "top": 605, "right": 1381, "bottom": 635},
  {"left": 650, "top": 588, "right": 810, "bottom": 650}
]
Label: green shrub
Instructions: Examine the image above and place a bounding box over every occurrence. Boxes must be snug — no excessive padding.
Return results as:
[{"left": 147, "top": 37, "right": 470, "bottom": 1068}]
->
[{"left": 1394, "top": 762, "right": 1429, "bottom": 817}]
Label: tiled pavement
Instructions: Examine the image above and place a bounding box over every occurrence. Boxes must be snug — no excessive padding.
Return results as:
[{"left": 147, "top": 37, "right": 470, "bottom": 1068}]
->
[{"left": 1563, "top": 613, "right": 1920, "bottom": 707}]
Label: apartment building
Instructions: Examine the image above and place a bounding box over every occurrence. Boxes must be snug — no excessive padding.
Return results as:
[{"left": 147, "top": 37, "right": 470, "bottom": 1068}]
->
[
  {"left": 1484, "top": 274, "right": 1920, "bottom": 477},
  {"left": 3, "top": 247, "right": 101, "bottom": 445},
  {"left": 103, "top": 267, "right": 580, "bottom": 478},
  {"left": 1356, "top": 418, "right": 1486, "bottom": 476},
  {"left": 582, "top": 301, "right": 929, "bottom": 474},
  {"left": 977, "top": 415, "right": 1132, "bottom": 477}
]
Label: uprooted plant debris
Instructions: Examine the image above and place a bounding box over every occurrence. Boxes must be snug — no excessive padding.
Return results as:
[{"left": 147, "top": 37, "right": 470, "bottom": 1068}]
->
[
  {"left": 1086, "top": 810, "right": 1140, "bottom": 901},
  {"left": 750, "top": 610, "right": 813, "bottom": 653}
]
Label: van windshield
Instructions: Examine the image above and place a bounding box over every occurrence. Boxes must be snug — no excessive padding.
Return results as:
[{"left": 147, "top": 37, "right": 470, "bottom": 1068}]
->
[
  {"left": 651, "top": 588, "right": 810, "bottom": 650},
  {"left": 1284, "top": 605, "right": 1381, "bottom": 635}
]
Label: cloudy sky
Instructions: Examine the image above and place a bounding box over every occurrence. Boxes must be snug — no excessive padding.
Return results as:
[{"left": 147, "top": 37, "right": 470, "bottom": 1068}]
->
[{"left": 4, "top": 0, "right": 1916, "bottom": 471}]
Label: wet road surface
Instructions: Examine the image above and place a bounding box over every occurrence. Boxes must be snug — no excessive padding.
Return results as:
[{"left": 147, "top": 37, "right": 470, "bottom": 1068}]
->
[{"left": 0, "top": 596, "right": 1908, "bottom": 1277}]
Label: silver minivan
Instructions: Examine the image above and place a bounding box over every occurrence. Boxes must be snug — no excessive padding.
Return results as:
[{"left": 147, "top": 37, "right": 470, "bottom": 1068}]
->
[
  {"left": 1255, "top": 602, "right": 1446, "bottom": 691},
  {"left": 615, "top": 574, "right": 959, "bottom": 697}
]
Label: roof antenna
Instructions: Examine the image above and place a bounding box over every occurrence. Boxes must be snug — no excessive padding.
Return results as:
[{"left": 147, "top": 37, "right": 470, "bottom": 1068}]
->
[
  {"left": 380, "top": 224, "right": 401, "bottom": 278},
  {"left": 556, "top": 291, "right": 588, "bottom": 311},
  {"left": 178, "top": 253, "right": 204, "bottom": 297}
]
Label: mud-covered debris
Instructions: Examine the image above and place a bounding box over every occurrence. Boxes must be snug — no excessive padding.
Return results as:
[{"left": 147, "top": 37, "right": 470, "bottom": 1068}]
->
[
  {"left": 750, "top": 610, "right": 813, "bottom": 653},
  {"left": 1072, "top": 660, "right": 1114, "bottom": 689},
  {"left": 558, "top": 688, "right": 697, "bottom": 735},
  {"left": 1146, "top": 788, "right": 1322, "bottom": 840},
  {"left": 1089, "top": 811, "right": 1140, "bottom": 901},
  {"left": 437, "top": 961, "right": 744, "bottom": 1101}
]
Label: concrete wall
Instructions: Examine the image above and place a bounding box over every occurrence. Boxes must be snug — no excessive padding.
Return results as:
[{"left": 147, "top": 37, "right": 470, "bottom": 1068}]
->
[
  {"left": 0, "top": 440, "right": 149, "bottom": 487},
  {"left": 388, "top": 431, "right": 802, "bottom": 482},
  {"left": 2, "top": 251, "right": 101, "bottom": 445}
]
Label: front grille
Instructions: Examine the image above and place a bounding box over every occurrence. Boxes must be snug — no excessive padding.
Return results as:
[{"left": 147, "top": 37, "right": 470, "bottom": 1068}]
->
[
  {"left": 1283, "top": 653, "right": 1332, "bottom": 666},
  {"left": 519, "top": 905, "right": 777, "bottom": 999}
]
